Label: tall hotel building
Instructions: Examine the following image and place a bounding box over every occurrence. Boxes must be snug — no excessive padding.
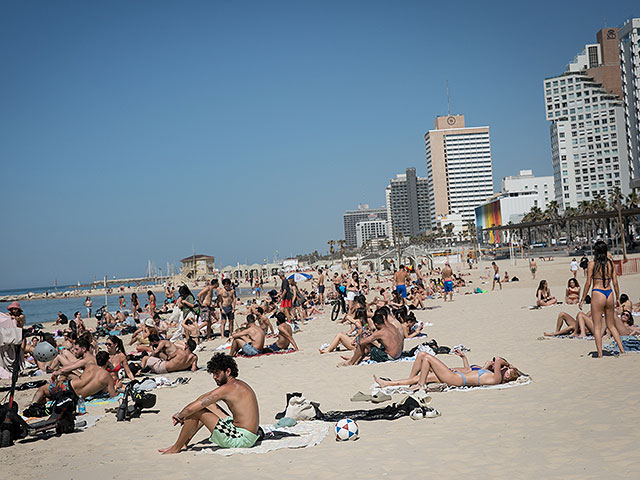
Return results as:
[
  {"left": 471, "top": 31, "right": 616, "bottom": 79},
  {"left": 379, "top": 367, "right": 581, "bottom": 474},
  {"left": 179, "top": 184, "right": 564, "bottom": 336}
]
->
[
  {"left": 424, "top": 115, "right": 494, "bottom": 228},
  {"left": 543, "top": 28, "right": 631, "bottom": 208},
  {"left": 385, "top": 167, "right": 430, "bottom": 240},
  {"left": 619, "top": 18, "right": 640, "bottom": 189}
]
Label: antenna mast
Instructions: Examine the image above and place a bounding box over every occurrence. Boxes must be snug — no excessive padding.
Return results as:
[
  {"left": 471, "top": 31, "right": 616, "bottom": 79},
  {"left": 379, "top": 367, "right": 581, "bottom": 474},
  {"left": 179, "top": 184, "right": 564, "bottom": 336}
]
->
[{"left": 446, "top": 80, "right": 451, "bottom": 115}]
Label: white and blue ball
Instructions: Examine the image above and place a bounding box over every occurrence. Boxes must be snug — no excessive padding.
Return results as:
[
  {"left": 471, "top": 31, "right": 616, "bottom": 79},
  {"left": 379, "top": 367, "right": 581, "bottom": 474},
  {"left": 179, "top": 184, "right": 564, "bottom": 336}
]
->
[{"left": 335, "top": 418, "right": 358, "bottom": 441}]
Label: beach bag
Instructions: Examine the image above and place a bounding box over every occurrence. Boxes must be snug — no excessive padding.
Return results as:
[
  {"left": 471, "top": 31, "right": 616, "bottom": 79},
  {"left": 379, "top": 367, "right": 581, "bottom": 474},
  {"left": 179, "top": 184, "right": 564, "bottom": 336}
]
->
[{"left": 284, "top": 395, "right": 316, "bottom": 420}]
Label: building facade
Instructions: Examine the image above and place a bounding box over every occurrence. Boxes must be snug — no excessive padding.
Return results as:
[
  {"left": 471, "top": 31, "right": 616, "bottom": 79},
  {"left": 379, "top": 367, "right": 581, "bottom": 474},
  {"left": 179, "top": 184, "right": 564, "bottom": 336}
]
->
[
  {"left": 425, "top": 115, "right": 494, "bottom": 228},
  {"left": 619, "top": 18, "right": 640, "bottom": 189},
  {"left": 343, "top": 204, "right": 387, "bottom": 247},
  {"left": 385, "top": 167, "right": 430, "bottom": 240},
  {"left": 544, "top": 28, "right": 631, "bottom": 209},
  {"left": 475, "top": 191, "right": 539, "bottom": 243},
  {"left": 355, "top": 219, "right": 388, "bottom": 248},
  {"left": 501, "top": 169, "right": 555, "bottom": 209},
  {"left": 180, "top": 254, "right": 216, "bottom": 279}
]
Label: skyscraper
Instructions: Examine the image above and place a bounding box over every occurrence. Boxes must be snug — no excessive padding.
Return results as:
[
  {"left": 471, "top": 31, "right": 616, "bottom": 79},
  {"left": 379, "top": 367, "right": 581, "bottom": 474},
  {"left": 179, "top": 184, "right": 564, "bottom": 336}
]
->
[
  {"left": 343, "top": 204, "right": 387, "bottom": 248},
  {"left": 424, "top": 115, "right": 494, "bottom": 228},
  {"left": 619, "top": 18, "right": 640, "bottom": 189},
  {"left": 385, "top": 167, "right": 430, "bottom": 240},
  {"left": 543, "top": 28, "right": 631, "bottom": 208}
]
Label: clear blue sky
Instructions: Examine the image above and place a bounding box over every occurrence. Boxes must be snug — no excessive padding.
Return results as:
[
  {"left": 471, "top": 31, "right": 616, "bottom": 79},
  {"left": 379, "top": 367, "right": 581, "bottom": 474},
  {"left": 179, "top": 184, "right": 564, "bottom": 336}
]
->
[{"left": 0, "top": 1, "right": 637, "bottom": 289}]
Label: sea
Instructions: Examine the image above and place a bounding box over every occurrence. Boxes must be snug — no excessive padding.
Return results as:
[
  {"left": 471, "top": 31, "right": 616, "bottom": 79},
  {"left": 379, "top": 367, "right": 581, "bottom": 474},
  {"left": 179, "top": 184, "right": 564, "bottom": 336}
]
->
[{"left": 0, "top": 283, "right": 257, "bottom": 326}]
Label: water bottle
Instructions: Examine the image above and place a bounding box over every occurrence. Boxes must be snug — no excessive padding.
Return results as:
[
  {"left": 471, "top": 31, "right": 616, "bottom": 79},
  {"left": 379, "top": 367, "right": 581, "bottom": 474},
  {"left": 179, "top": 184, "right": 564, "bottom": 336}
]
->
[{"left": 77, "top": 395, "right": 86, "bottom": 415}]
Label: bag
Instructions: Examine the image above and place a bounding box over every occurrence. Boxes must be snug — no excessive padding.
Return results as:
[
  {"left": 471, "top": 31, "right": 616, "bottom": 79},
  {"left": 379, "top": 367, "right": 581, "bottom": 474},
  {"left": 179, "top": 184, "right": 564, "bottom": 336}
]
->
[{"left": 284, "top": 395, "right": 317, "bottom": 420}]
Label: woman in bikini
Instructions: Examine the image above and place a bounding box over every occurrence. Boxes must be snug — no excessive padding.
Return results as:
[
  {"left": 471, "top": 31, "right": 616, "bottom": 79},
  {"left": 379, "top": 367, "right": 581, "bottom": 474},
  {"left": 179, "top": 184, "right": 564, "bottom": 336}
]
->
[
  {"left": 565, "top": 278, "right": 581, "bottom": 304},
  {"left": 536, "top": 280, "right": 557, "bottom": 306},
  {"left": 373, "top": 350, "right": 521, "bottom": 390},
  {"left": 579, "top": 241, "right": 625, "bottom": 357},
  {"left": 105, "top": 335, "right": 135, "bottom": 383}
]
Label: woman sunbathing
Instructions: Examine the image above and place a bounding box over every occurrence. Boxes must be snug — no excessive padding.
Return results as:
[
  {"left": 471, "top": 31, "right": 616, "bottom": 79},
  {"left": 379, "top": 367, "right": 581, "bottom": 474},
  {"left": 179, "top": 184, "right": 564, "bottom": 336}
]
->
[
  {"left": 565, "top": 278, "right": 581, "bottom": 304},
  {"left": 544, "top": 311, "right": 600, "bottom": 337},
  {"left": 536, "top": 280, "right": 557, "bottom": 306},
  {"left": 374, "top": 350, "right": 521, "bottom": 390},
  {"left": 319, "top": 308, "right": 369, "bottom": 354}
]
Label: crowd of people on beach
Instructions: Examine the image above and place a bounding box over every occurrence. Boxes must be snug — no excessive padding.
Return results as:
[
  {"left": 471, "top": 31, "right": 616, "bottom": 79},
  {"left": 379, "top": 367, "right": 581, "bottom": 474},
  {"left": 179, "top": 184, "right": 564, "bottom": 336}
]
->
[{"left": 2, "top": 239, "right": 638, "bottom": 454}]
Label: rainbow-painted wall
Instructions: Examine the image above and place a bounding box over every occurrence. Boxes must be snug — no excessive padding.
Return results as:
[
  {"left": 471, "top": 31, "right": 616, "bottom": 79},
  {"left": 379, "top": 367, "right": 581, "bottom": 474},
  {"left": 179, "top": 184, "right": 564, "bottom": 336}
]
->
[{"left": 475, "top": 199, "right": 502, "bottom": 243}]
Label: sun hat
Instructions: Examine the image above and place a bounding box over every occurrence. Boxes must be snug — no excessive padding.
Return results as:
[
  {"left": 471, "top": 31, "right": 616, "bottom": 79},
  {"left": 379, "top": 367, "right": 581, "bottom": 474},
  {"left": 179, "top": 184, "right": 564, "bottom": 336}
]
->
[
  {"left": 144, "top": 318, "right": 155, "bottom": 327},
  {"left": 8, "top": 301, "right": 22, "bottom": 312}
]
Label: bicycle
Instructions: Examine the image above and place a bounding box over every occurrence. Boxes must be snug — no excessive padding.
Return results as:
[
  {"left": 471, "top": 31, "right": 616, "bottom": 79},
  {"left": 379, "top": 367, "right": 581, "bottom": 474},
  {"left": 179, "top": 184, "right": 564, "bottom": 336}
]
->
[{"left": 330, "top": 293, "right": 347, "bottom": 321}]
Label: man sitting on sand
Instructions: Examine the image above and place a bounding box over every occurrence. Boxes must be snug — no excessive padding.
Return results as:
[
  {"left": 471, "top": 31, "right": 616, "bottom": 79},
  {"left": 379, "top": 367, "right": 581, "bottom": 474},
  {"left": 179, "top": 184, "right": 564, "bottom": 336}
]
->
[
  {"left": 338, "top": 310, "right": 404, "bottom": 366},
  {"left": 47, "top": 336, "right": 96, "bottom": 374},
  {"left": 229, "top": 315, "right": 265, "bottom": 356},
  {"left": 264, "top": 312, "right": 298, "bottom": 352},
  {"left": 31, "top": 351, "right": 116, "bottom": 405},
  {"left": 141, "top": 338, "right": 198, "bottom": 373},
  {"left": 159, "top": 353, "right": 260, "bottom": 454}
]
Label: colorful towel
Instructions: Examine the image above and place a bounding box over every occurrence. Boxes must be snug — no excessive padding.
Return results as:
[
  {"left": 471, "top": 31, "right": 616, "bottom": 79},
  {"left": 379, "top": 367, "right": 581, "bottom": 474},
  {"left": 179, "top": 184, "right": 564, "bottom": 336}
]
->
[
  {"left": 85, "top": 393, "right": 123, "bottom": 405},
  {"left": 238, "top": 348, "right": 295, "bottom": 358}
]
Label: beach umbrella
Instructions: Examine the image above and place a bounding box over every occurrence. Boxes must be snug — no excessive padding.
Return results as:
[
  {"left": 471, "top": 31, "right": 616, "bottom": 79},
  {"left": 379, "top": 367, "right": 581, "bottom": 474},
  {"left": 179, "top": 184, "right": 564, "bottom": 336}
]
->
[{"left": 287, "top": 272, "right": 312, "bottom": 283}]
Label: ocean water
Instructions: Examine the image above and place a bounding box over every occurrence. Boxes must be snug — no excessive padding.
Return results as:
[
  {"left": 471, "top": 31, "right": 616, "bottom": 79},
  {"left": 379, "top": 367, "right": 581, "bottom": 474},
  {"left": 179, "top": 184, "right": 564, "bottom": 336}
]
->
[{"left": 0, "top": 286, "right": 260, "bottom": 326}]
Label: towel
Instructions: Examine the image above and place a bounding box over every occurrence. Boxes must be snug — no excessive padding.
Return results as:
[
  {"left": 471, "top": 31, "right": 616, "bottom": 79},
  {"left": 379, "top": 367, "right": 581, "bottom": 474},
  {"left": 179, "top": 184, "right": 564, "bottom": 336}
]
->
[
  {"left": 195, "top": 421, "right": 329, "bottom": 456},
  {"left": 371, "top": 376, "right": 532, "bottom": 395},
  {"left": 604, "top": 335, "right": 640, "bottom": 354}
]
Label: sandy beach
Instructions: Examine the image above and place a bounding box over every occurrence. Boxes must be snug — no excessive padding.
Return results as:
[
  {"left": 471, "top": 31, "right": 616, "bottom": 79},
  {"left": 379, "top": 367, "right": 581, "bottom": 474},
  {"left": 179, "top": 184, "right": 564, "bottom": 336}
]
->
[{"left": 3, "top": 256, "right": 639, "bottom": 479}]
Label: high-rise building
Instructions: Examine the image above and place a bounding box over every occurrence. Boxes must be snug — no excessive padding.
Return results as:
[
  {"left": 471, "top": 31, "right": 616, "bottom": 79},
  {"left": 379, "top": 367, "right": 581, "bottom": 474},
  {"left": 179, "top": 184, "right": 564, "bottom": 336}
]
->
[
  {"left": 343, "top": 204, "right": 387, "bottom": 248},
  {"left": 619, "top": 18, "right": 640, "bottom": 189},
  {"left": 424, "top": 115, "right": 494, "bottom": 228},
  {"left": 543, "top": 28, "right": 631, "bottom": 208},
  {"left": 355, "top": 219, "right": 388, "bottom": 248},
  {"left": 502, "top": 169, "right": 555, "bottom": 209},
  {"left": 385, "top": 167, "right": 430, "bottom": 240}
]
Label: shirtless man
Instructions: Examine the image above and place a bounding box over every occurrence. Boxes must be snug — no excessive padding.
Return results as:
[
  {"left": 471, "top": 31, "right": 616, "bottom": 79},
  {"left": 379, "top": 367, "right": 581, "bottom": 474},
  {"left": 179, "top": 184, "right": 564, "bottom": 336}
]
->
[
  {"left": 47, "top": 336, "right": 96, "bottom": 376},
  {"left": 159, "top": 354, "right": 260, "bottom": 454},
  {"left": 147, "top": 334, "right": 179, "bottom": 360},
  {"left": 229, "top": 315, "right": 265, "bottom": 357},
  {"left": 415, "top": 265, "right": 426, "bottom": 288},
  {"left": 264, "top": 312, "right": 298, "bottom": 352},
  {"left": 142, "top": 338, "right": 198, "bottom": 373},
  {"left": 442, "top": 262, "right": 454, "bottom": 302},
  {"left": 198, "top": 279, "right": 218, "bottom": 339},
  {"left": 339, "top": 311, "right": 404, "bottom": 366},
  {"left": 492, "top": 262, "right": 502, "bottom": 291},
  {"left": 317, "top": 268, "right": 325, "bottom": 306},
  {"left": 248, "top": 305, "right": 274, "bottom": 334},
  {"left": 218, "top": 278, "right": 236, "bottom": 339},
  {"left": 31, "top": 350, "right": 116, "bottom": 405},
  {"left": 393, "top": 265, "right": 410, "bottom": 300},
  {"left": 529, "top": 258, "right": 537, "bottom": 280}
]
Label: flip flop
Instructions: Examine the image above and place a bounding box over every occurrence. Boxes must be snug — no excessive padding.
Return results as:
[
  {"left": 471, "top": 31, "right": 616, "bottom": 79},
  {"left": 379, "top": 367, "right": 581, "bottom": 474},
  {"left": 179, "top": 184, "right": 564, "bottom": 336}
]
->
[
  {"left": 350, "top": 391, "right": 373, "bottom": 402},
  {"left": 371, "top": 392, "right": 392, "bottom": 403}
]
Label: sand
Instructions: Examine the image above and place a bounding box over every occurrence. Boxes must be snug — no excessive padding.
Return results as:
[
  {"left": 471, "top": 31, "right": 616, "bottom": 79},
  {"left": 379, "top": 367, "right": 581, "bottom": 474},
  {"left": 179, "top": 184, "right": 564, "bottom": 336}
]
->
[{"left": 2, "top": 256, "right": 639, "bottom": 479}]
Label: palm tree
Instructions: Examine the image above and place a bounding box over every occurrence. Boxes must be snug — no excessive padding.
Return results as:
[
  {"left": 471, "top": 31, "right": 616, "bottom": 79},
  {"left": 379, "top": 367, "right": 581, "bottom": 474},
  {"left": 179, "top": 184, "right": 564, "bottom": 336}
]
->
[{"left": 327, "top": 240, "right": 335, "bottom": 258}]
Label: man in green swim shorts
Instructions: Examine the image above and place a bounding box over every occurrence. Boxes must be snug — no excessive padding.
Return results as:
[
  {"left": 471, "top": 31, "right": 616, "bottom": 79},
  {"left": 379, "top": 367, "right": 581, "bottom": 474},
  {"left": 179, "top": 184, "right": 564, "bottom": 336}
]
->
[{"left": 159, "top": 353, "right": 260, "bottom": 454}]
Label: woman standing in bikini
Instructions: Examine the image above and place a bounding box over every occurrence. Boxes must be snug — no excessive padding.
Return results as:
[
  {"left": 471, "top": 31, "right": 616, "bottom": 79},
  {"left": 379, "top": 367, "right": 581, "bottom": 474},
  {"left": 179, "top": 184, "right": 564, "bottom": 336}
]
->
[{"left": 579, "top": 241, "right": 625, "bottom": 357}]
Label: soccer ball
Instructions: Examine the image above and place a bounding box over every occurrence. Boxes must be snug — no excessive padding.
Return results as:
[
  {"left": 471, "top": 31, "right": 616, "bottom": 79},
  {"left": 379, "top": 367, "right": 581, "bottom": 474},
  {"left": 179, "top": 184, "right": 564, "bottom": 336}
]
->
[
  {"left": 335, "top": 418, "right": 358, "bottom": 441},
  {"left": 33, "top": 341, "right": 57, "bottom": 362}
]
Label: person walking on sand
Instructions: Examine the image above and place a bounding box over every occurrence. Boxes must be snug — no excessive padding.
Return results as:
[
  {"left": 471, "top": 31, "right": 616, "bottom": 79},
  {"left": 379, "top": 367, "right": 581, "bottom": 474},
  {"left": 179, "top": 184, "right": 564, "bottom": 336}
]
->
[
  {"left": 441, "top": 262, "right": 454, "bottom": 302},
  {"left": 492, "top": 262, "right": 502, "bottom": 291},
  {"left": 218, "top": 278, "right": 236, "bottom": 340},
  {"left": 84, "top": 297, "right": 93, "bottom": 318},
  {"left": 579, "top": 241, "right": 626, "bottom": 358},
  {"left": 159, "top": 354, "right": 260, "bottom": 454},
  {"left": 317, "top": 268, "right": 325, "bottom": 307},
  {"left": 529, "top": 258, "right": 537, "bottom": 280},
  {"left": 570, "top": 258, "right": 579, "bottom": 279}
]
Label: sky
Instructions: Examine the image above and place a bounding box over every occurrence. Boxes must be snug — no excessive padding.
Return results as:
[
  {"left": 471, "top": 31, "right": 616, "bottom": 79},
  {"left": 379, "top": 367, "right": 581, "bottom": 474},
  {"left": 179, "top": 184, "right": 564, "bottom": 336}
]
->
[{"left": 0, "top": 0, "right": 637, "bottom": 289}]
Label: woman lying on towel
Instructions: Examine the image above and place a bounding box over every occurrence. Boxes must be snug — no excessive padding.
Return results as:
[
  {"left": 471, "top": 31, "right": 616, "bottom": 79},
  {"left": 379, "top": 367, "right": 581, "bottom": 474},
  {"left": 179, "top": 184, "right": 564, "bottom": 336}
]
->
[{"left": 373, "top": 350, "right": 521, "bottom": 391}]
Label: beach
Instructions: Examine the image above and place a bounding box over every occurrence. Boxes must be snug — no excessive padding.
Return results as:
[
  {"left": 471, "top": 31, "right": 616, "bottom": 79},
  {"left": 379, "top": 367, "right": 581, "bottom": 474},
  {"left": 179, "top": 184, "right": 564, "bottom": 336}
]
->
[{"left": 3, "top": 256, "right": 639, "bottom": 479}]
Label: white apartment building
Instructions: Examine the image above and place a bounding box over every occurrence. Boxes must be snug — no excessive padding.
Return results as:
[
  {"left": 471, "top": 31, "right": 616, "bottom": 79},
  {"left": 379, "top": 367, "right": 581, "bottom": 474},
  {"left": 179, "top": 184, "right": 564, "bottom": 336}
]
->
[
  {"left": 425, "top": 115, "right": 494, "bottom": 228},
  {"left": 355, "top": 219, "right": 388, "bottom": 248},
  {"left": 343, "top": 204, "right": 387, "bottom": 248},
  {"left": 619, "top": 18, "right": 640, "bottom": 189},
  {"left": 501, "top": 169, "right": 554, "bottom": 209},
  {"left": 543, "top": 28, "right": 631, "bottom": 209}
]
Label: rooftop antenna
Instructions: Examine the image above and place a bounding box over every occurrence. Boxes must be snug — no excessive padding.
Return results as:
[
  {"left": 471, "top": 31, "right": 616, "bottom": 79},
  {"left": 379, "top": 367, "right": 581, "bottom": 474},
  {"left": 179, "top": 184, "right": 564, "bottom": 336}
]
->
[{"left": 446, "top": 80, "right": 451, "bottom": 115}]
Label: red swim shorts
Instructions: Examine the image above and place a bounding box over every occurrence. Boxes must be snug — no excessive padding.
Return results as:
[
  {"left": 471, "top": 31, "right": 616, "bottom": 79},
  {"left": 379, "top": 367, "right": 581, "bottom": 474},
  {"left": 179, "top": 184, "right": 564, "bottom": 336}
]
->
[{"left": 280, "top": 298, "right": 292, "bottom": 308}]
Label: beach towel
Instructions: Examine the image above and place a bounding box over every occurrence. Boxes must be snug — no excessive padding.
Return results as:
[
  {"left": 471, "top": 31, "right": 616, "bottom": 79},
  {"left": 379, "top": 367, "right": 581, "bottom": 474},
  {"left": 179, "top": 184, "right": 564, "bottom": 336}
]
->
[
  {"left": 195, "top": 421, "right": 329, "bottom": 456},
  {"left": 238, "top": 348, "right": 295, "bottom": 358},
  {"left": 85, "top": 393, "right": 123, "bottom": 406},
  {"left": 371, "top": 376, "right": 532, "bottom": 396},
  {"left": 604, "top": 335, "right": 640, "bottom": 354}
]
